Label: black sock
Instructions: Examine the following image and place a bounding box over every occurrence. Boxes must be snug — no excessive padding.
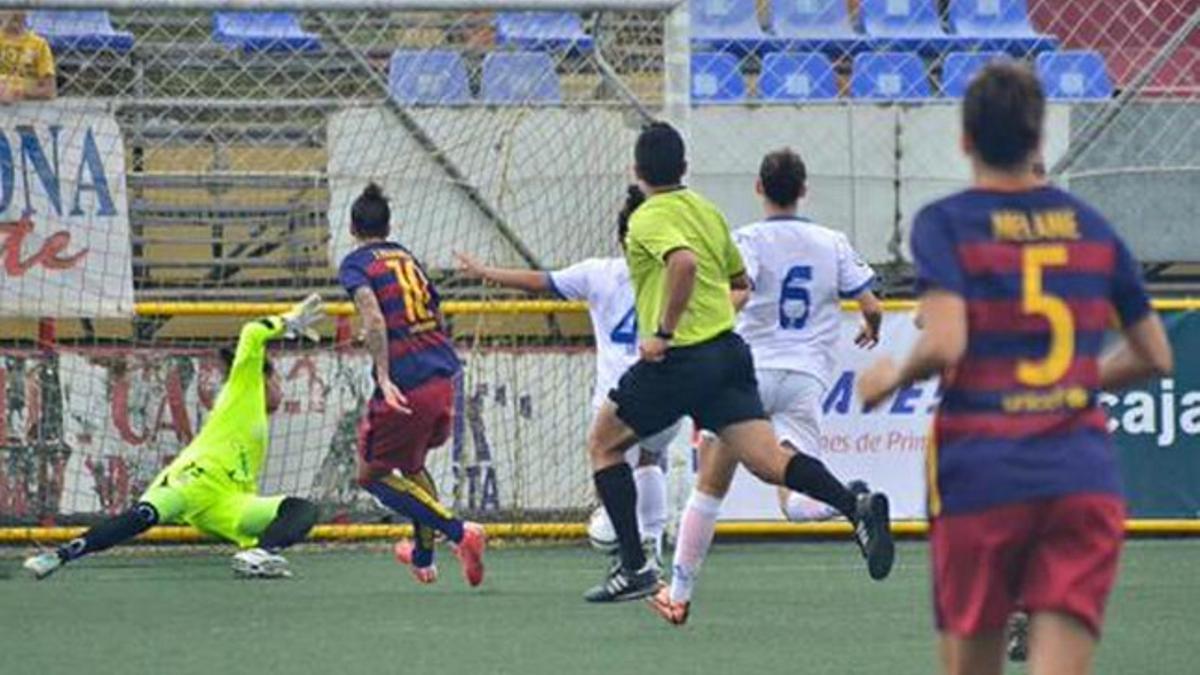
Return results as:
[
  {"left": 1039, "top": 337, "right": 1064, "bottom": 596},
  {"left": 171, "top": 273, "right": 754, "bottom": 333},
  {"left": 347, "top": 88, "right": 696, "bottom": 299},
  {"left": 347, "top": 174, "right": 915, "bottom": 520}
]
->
[
  {"left": 59, "top": 502, "right": 158, "bottom": 562},
  {"left": 258, "top": 498, "right": 318, "bottom": 552},
  {"left": 593, "top": 463, "right": 645, "bottom": 572},
  {"left": 784, "top": 453, "right": 858, "bottom": 520}
]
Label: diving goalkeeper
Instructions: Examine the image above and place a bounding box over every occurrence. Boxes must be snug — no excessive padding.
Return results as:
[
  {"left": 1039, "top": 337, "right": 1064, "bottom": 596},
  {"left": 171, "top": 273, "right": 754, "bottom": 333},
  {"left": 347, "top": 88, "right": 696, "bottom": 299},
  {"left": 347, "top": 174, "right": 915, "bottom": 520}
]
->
[{"left": 23, "top": 296, "right": 326, "bottom": 580}]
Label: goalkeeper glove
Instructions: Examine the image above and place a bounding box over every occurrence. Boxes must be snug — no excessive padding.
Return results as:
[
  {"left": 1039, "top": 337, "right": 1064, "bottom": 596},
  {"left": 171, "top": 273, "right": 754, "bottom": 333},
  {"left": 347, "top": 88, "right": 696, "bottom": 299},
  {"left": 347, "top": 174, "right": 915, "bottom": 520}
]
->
[{"left": 281, "top": 293, "right": 325, "bottom": 342}]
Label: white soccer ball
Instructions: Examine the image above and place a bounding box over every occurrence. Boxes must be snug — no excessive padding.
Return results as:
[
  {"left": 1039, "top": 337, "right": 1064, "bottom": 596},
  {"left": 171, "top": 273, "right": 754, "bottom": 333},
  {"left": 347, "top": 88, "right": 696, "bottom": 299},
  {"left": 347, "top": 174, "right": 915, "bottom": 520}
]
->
[{"left": 587, "top": 506, "right": 619, "bottom": 554}]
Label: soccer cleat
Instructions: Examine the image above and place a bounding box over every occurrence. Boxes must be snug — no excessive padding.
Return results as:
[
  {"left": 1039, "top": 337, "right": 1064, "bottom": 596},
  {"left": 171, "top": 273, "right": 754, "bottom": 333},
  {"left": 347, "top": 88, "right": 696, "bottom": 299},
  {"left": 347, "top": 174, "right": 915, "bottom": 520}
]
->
[
  {"left": 232, "top": 548, "right": 292, "bottom": 579},
  {"left": 646, "top": 585, "right": 690, "bottom": 626},
  {"left": 23, "top": 551, "right": 63, "bottom": 580},
  {"left": 451, "top": 522, "right": 486, "bottom": 587},
  {"left": 394, "top": 540, "right": 438, "bottom": 585},
  {"left": 1007, "top": 612, "right": 1030, "bottom": 663},
  {"left": 583, "top": 561, "right": 660, "bottom": 603},
  {"left": 853, "top": 491, "right": 895, "bottom": 581}
]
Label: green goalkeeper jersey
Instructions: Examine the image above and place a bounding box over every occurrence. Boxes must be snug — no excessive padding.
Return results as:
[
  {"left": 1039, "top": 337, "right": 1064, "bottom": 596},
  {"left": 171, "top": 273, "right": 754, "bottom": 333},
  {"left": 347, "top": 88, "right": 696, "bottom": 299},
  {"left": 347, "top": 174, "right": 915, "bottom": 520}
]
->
[{"left": 172, "top": 316, "right": 285, "bottom": 490}]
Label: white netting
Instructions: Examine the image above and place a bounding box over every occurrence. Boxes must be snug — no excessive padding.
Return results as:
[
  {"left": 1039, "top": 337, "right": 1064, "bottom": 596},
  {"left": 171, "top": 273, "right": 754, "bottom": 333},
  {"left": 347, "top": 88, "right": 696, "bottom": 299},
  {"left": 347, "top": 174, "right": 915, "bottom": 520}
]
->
[{"left": 0, "top": 3, "right": 674, "bottom": 526}]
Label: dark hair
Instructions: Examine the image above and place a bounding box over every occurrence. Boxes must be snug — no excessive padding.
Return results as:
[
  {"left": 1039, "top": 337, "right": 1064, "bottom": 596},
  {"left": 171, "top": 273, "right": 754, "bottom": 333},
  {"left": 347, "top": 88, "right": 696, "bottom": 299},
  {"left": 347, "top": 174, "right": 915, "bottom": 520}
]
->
[
  {"left": 759, "top": 148, "right": 807, "bottom": 207},
  {"left": 616, "top": 184, "right": 646, "bottom": 246},
  {"left": 963, "top": 63, "right": 1045, "bottom": 170},
  {"left": 634, "top": 121, "right": 686, "bottom": 187},
  {"left": 351, "top": 182, "right": 391, "bottom": 238},
  {"left": 218, "top": 346, "right": 274, "bottom": 376}
]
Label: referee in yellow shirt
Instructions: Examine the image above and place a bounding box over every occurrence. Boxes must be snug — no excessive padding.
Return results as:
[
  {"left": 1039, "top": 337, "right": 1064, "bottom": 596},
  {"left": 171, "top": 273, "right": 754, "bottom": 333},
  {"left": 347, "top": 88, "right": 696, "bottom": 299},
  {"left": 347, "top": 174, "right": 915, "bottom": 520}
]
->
[
  {"left": 584, "top": 123, "right": 893, "bottom": 604},
  {"left": 0, "top": 11, "right": 56, "bottom": 102}
]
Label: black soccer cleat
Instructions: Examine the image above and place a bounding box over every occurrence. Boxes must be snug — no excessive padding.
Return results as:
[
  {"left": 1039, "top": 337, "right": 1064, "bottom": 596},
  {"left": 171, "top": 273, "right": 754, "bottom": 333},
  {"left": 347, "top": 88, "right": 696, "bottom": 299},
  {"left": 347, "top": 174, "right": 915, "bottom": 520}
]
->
[
  {"left": 584, "top": 562, "right": 660, "bottom": 603},
  {"left": 853, "top": 491, "right": 895, "bottom": 581},
  {"left": 1007, "top": 612, "right": 1030, "bottom": 663}
]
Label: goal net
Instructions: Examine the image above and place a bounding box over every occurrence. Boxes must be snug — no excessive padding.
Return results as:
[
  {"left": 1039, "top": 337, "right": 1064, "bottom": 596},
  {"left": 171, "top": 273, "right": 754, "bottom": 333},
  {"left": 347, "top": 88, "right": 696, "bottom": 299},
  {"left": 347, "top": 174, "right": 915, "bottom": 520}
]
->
[{"left": 0, "top": 1, "right": 681, "bottom": 537}]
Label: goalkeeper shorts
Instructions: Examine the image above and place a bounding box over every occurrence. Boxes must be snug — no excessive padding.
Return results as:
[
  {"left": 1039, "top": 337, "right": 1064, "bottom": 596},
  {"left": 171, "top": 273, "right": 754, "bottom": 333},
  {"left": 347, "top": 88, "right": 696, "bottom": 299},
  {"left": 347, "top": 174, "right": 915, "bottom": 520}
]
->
[
  {"left": 357, "top": 375, "right": 454, "bottom": 479},
  {"left": 141, "top": 459, "right": 285, "bottom": 549}
]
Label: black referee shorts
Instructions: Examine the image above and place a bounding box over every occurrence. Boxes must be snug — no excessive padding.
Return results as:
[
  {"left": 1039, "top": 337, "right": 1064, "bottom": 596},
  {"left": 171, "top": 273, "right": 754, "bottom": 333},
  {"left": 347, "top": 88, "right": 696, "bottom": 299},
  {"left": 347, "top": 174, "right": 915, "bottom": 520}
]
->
[{"left": 609, "top": 331, "right": 767, "bottom": 439}]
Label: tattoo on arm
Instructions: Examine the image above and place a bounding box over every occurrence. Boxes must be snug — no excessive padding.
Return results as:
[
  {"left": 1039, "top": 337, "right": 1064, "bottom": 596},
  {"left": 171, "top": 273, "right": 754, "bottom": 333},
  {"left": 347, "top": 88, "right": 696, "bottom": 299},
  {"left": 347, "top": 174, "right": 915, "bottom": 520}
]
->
[{"left": 354, "top": 287, "right": 390, "bottom": 377}]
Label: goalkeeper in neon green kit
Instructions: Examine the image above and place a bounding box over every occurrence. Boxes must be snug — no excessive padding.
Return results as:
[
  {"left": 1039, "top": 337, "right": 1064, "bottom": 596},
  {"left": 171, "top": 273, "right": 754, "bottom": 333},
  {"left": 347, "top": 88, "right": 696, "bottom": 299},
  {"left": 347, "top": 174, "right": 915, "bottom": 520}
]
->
[{"left": 24, "top": 296, "right": 325, "bottom": 580}]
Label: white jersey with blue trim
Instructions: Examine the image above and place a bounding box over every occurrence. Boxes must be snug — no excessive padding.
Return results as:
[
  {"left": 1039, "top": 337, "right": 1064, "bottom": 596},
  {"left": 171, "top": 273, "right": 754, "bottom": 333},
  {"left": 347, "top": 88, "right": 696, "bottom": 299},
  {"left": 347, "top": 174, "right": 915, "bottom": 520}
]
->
[
  {"left": 733, "top": 216, "right": 875, "bottom": 387},
  {"left": 547, "top": 257, "right": 639, "bottom": 409}
]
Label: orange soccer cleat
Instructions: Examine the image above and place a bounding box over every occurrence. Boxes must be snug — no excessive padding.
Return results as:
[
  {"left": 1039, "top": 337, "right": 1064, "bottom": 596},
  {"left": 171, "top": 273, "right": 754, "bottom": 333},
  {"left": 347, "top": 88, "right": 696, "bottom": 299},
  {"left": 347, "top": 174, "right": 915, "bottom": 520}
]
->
[
  {"left": 393, "top": 540, "right": 438, "bottom": 585},
  {"left": 646, "top": 585, "right": 690, "bottom": 626},
  {"left": 452, "top": 522, "right": 487, "bottom": 587}
]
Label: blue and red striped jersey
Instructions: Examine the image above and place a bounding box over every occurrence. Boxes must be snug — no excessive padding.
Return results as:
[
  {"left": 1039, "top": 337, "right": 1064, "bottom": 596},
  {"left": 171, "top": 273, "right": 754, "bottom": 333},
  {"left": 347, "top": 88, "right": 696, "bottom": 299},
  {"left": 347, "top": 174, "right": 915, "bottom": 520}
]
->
[
  {"left": 912, "top": 186, "right": 1151, "bottom": 516},
  {"left": 339, "top": 241, "right": 460, "bottom": 391}
]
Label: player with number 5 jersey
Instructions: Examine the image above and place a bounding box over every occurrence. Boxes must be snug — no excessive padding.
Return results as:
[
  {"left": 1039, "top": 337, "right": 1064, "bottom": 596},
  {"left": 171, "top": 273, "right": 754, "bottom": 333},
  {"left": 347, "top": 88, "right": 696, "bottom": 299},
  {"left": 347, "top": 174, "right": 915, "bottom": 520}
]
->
[
  {"left": 339, "top": 183, "right": 486, "bottom": 588},
  {"left": 860, "top": 64, "right": 1173, "bottom": 675},
  {"left": 454, "top": 186, "right": 681, "bottom": 563}
]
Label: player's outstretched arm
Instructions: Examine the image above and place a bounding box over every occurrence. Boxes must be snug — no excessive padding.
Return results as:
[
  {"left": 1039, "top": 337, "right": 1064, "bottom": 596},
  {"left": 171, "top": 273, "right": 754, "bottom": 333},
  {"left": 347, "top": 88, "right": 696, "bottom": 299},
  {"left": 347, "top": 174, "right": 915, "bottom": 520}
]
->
[
  {"left": 1100, "top": 312, "right": 1173, "bottom": 391},
  {"left": 860, "top": 290, "right": 966, "bottom": 409},
  {"left": 455, "top": 251, "right": 550, "bottom": 293}
]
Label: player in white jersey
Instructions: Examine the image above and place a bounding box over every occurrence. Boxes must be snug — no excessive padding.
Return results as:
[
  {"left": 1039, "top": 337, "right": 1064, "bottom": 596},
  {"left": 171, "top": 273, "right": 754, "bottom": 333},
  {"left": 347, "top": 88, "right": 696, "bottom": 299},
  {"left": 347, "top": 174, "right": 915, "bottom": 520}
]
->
[
  {"left": 455, "top": 186, "right": 680, "bottom": 563},
  {"left": 649, "top": 148, "right": 893, "bottom": 625}
]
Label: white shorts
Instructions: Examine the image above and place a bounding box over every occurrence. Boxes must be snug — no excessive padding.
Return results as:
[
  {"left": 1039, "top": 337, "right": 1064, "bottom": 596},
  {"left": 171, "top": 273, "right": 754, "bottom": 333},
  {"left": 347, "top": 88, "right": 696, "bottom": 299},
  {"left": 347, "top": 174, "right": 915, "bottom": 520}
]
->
[{"left": 756, "top": 369, "right": 824, "bottom": 453}]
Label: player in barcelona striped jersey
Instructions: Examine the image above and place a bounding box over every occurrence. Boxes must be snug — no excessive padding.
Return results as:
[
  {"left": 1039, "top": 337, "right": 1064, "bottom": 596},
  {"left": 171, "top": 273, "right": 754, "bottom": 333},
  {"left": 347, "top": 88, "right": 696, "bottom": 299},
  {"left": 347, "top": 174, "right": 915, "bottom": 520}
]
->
[
  {"left": 455, "top": 185, "right": 681, "bottom": 565},
  {"left": 860, "top": 63, "right": 1173, "bottom": 675},
  {"left": 339, "top": 183, "right": 486, "bottom": 587}
]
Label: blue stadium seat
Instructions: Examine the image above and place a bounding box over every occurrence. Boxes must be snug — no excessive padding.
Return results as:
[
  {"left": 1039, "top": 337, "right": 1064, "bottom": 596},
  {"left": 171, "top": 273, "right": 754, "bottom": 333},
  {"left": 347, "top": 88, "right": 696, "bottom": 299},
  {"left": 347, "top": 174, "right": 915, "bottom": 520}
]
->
[
  {"left": 495, "top": 12, "right": 594, "bottom": 52},
  {"left": 1036, "top": 50, "right": 1113, "bottom": 100},
  {"left": 27, "top": 11, "right": 133, "bottom": 53},
  {"left": 941, "top": 51, "right": 1010, "bottom": 97},
  {"left": 213, "top": 12, "right": 322, "bottom": 53},
  {"left": 481, "top": 52, "right": 561, "bottom": 104},
  {"left": 388, "top": 50, "right": 471, "bottom": 105},
  {"left": 860, "top": 0, "right": 968, "bottom": 55},
  {"left": 770, "top": 0, "right": 866, "bottom": 56},
  {"left": 759, "top": 52, "right": 838, "bottom": 101},
  {"left": 691, "top": 52, "right": 746, "bottom": 102},
  {"left": 690, "top": 0, "right": 773, "bottom": 56},
  {"left": 850, "top": 52, "right": 931, "bottom": 100},
  {"left": 949, "top": 0, "right": 1058, "bottom": 55}
]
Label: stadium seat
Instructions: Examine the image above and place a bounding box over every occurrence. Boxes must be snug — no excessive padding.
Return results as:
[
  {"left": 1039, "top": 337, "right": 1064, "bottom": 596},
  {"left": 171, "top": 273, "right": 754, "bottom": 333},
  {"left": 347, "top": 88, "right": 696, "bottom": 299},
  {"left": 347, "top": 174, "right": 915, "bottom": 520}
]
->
[
  {"left": 495, "top": 12, "right": 594, "bottom": 52},
  {"left": 860, "top": 0, "right": 967, "bottom": 55},
  {"left": 27, "top": 11, "right": 134, "bottom": 53},
  {"left": 758, "top": 52, "right": 838, "bottom": 101},
  {"left": 770, "top": 0, "right": 866, "bottom": 56},
  {"left": 481, "top": 52, "right": 562, "bottom": 104},
  {"left": 948, "top": 0, "right": 1057, "bottom": 55},
  {"left": 388, "top": 50, "right": 471, "bottom": 105},
  {"left": 690, "top": 0, "right": 773, "bottom": 56},
  {"left": 213, "top": 12, "right": 322, "bottom": 53},
  {"left": 1036, "top": 50, "right": 1113, "bottom": 100},
  {"left": 691, "top": 52, "right": 746, "bottom": 102},
  {"left": 850, "top": 52, "right": 931, "bottom": 100},
  {"left": 940, "top": 51, "right": 1010, "bottom": 97}
]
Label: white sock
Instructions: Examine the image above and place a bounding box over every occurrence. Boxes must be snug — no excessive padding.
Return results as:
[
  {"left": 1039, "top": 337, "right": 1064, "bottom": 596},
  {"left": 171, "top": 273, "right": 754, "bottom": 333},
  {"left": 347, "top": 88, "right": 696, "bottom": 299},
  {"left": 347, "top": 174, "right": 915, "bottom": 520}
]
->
[
  {"left": 634, "top": 464, "right": 668, "bottom": 557},
  {"left": 670, "top": 489, "right": 722, "bottom": 604}
]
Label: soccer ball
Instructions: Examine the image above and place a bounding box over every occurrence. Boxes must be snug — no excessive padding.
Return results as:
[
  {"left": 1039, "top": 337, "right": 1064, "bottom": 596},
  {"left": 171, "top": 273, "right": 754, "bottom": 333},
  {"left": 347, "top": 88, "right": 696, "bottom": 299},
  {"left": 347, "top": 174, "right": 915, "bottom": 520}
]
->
[{"left": 587, "top": 506, "right": 619, "bottom": 554}]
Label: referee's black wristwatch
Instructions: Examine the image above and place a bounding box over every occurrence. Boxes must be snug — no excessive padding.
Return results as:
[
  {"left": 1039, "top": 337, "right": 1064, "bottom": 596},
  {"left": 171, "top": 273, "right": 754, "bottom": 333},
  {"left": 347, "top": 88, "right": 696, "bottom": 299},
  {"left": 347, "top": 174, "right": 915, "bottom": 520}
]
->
[{"left": 654, "top": 326, "right": 674, "bottom": 341}]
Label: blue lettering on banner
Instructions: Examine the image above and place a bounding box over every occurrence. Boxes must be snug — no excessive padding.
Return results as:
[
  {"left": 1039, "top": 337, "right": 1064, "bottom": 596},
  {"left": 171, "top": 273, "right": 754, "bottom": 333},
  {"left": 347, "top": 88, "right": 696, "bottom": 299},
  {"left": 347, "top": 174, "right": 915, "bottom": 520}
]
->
[
  {"left": 823, "top": 371, "right": 855, "bottom": 414},
  {"left": 451, "top": 375, "right": 502, "bottom": 512},
  {"left": 890, "top": 384, "right": 923, "bottom": 414},
  {"left": 0, "top": 124, "right": 117, "bottom": 218}
]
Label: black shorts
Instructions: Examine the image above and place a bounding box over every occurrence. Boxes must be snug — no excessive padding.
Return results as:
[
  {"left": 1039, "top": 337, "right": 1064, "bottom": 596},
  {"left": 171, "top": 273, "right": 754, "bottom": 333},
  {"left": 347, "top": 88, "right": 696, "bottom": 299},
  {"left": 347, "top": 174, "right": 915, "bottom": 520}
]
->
[{"left": 609, "top": 331, "right": 767, "bottom": 438}]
